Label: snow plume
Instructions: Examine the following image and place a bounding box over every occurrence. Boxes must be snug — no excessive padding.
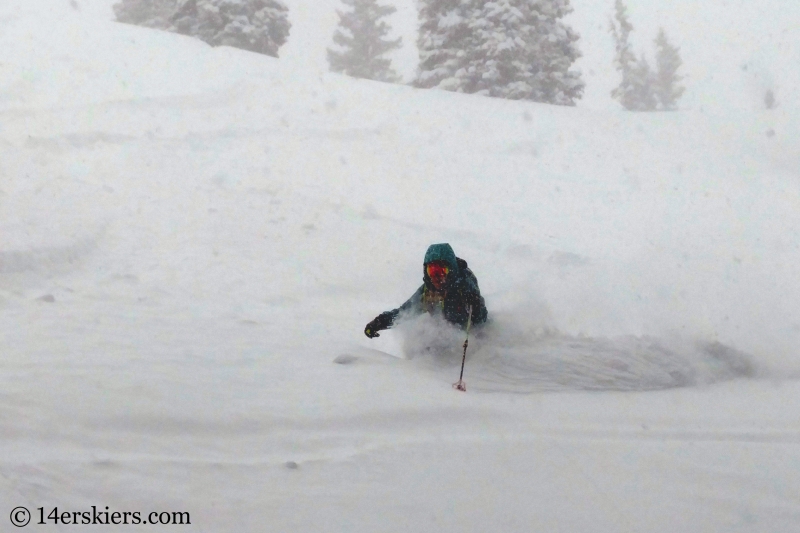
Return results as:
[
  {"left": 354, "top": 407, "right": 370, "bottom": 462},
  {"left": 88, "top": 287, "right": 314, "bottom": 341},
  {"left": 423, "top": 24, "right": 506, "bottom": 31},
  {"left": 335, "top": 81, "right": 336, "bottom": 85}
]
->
[
  {"left": 396, "top": 314, "right": 467, "bottom": 363},
  {"left": 392, "top": 289, "right": 756, "bottom": 393}
]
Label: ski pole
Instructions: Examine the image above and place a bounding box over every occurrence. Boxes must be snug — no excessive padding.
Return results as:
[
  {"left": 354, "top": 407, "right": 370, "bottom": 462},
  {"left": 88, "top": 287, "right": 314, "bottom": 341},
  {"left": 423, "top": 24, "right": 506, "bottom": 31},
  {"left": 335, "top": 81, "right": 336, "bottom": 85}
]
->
[{"left": 453, "top": 306, "right": 473, "bottom": 392}]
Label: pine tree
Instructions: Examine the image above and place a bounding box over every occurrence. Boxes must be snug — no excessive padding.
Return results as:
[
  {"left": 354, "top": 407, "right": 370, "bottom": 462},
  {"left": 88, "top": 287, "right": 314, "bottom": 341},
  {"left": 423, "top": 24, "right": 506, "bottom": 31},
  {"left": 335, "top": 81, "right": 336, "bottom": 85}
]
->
[
  {"left": 631, "top": 54, "right": 657, "bottom": 110},
  {"left": 521, "top": 0, "right": 584, "bottom": 105},
  {"left": 414, "top": 0, "right": 584, "bottom": 106},
  {"left": 653, "top": 28, "right": 684, "bottom": 110},
  {"left": 171, "top": 0, "right": 290, "bottom": 57},
  {"left": 113, "top": 0, "right": 179, "bottom": 30},
  {"left": 414, "top": 0, "right": 470, "bottom": 91},
  {"left": 327, "top": 0, "right": 402, "bottom": 82},
  {"left": 609, "top": 0, "right": 656, "bottom": 111}
]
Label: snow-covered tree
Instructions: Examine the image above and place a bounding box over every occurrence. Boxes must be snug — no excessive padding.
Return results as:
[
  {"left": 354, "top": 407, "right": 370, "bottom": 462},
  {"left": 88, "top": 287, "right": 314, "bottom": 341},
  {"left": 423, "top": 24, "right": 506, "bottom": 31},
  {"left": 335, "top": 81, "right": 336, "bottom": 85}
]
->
[
  {"left": 415, "top": 0, "right": 584, "bottom": 106},
  {"left": 631, "top": 54, "right": 657, "bottom": 110},
  {"left": 171, "top": 0, "right": 290, "bottom": 57},
  {"left": 653, "top": 28, "right": 684, "bottom": 110},
  {"left": 414, "top": 0, "right": 472, "bottom": 91},
  {"left": 611, "top": 5, "right": 686, "bottom": 112},
  {"left": 525, "top": 1, "right": 585, "bottom": 106},
  {"left": 609, "top": 0, "right": 656, "bottom": 111},
  {"left": 113, "top": 0, "right": 179, "bottom": 29},
  {"left": 327, "top": 0, "right": 402, "bottom": 82}
]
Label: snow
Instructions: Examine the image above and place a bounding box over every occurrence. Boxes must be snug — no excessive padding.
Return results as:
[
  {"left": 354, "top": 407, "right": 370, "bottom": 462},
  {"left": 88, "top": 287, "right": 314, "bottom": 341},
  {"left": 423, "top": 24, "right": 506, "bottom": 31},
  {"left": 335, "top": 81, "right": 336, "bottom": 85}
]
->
[{"left": 2, "top": 1, "right": 800, "bottom": 532}]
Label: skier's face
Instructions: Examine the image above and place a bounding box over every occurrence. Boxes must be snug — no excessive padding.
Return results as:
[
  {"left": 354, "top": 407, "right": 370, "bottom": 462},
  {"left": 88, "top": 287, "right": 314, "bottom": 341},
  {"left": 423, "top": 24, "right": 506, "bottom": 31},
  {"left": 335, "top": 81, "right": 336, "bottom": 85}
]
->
[{"left": 426, "top": 262, "right": 449, "bottom": 290}]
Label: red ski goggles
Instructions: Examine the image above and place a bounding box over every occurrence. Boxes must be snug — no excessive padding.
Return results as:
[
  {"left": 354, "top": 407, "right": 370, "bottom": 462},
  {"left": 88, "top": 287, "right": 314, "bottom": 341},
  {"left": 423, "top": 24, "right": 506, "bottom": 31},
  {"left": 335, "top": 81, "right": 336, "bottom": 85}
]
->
[{"left": 426, "top": 262, "right": 450, "bottom": 279}]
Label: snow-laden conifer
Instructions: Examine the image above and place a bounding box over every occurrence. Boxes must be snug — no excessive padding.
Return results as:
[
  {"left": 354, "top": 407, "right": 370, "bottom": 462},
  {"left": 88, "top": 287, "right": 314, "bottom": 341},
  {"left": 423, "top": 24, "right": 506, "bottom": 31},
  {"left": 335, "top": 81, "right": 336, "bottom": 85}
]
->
[
  {"left": 327, "top": 0, "right": 402, "bottom": 82},
  {"left": 415, "top": 0, "right": 584, "bottom": 106},
  {"left": 414, "top": 0, "right": 466, "bottom": 91},
  {"left": 631, "top": 54, "right": 657, "bottom": 111},
  {"left": 113, "top": 0, "right": 179, "bottom": 30},
  {"left": 653, "top": 28, "right": 684, "bottom": 110},
  {"left": 610, "top": 0, "right": 656, "bottom": 111},
  {"left": 525, "top": 0, "right": 585, "bottom": 106},
  {"left": 171, "top": 0, "right": 290, "bottom": 57}
]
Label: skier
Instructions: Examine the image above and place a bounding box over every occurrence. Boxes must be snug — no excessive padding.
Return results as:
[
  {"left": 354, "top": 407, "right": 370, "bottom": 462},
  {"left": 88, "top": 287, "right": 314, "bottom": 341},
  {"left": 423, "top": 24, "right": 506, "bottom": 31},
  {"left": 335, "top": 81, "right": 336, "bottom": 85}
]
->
[{"left": 364, "top": 243, "right": 488, "bottom": 338}]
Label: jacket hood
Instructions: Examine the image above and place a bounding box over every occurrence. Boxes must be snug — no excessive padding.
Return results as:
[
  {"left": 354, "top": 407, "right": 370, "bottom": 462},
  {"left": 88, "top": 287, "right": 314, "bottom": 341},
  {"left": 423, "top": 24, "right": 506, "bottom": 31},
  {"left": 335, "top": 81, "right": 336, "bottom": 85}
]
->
[
  {"left": 422, "top": 243, "right": 459, "bottom": 290},
  {"left": 423, "top": 243, "right": 459, "bottom": 271}
]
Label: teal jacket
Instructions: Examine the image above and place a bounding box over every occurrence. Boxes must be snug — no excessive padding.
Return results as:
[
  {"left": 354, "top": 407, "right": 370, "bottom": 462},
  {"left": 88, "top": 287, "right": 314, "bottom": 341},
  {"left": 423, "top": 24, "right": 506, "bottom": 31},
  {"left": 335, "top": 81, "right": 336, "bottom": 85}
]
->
[{"left": 372, "top": 244, "right": 488, "bottom": 332}]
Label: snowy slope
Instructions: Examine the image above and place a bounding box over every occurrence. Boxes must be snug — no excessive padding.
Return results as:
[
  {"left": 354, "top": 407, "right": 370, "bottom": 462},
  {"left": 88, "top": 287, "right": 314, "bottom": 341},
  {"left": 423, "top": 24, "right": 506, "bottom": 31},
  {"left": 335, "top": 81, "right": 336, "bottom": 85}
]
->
[
  {"left": 2, "top": 3, "right": 800, "bottom": 532},
  {"left": 26, "top": 0, "right": 800, "bottom": 112}
]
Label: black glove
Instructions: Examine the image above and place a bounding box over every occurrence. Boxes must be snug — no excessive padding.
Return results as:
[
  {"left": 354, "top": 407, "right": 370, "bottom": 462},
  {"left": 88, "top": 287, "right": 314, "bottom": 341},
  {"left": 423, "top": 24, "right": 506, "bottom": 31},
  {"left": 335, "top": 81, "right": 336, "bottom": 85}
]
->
[
  {"left": 364, "top": 319, "right": 381, "bottom": 338},
  {"left": 364, "top": 312, "right": 393, "bottom": 339}
]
